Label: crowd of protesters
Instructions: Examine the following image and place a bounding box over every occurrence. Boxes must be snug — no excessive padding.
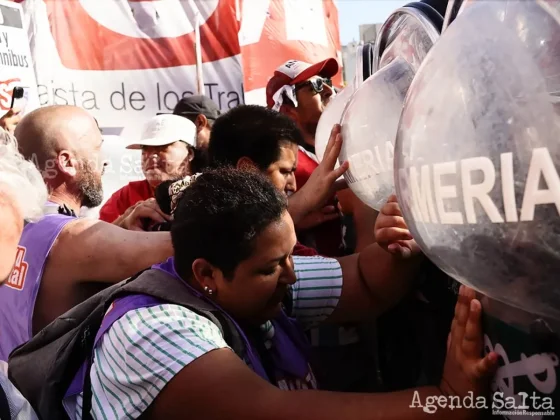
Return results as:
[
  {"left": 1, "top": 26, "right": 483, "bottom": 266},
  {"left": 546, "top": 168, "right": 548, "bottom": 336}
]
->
[{"left": 0, "top": 56, "right": 498, "bottom": 420}]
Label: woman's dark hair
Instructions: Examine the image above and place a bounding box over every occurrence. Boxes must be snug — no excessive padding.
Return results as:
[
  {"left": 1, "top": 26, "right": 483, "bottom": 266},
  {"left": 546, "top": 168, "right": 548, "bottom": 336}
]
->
[
  {"left": 171, "top": 168, "right": 288, "bottom": 279},
  {"left": 207, "top": 105, "right": 304, "bottom": 171}
]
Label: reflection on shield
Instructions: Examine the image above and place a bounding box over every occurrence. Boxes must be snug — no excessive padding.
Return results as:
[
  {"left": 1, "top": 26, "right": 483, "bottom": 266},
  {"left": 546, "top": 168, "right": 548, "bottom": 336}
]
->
[{"left": 340, "top": 2, "right": 442, "bottom": 211}]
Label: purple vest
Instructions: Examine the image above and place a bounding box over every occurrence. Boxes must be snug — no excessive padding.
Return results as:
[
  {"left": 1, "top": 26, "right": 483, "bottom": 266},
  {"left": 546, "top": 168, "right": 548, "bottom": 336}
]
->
[
  {"left": 153, "top": 259, "right": 317, "bottom": 389},
  {"left": 66, "top": 257, "right": 316, "bottom": 411},
  {"left": 0, "top": 213, "right": 74, "bottom": 361}
]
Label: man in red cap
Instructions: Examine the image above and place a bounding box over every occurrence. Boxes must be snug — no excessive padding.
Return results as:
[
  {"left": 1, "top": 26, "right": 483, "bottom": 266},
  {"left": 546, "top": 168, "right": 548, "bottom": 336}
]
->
[
  {"left": 266, "top": 58, "right": 338, "bottom": 147},
  {"left": 266, "top": 58, "right": 344, "bottom": 257},
  {"left": 267, "top": 59, "right": 381, "bottom": 392}
]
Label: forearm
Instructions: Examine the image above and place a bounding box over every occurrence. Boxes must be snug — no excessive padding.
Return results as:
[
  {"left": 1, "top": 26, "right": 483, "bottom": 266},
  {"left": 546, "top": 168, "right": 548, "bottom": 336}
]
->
[
  {"left": 358, "top": 243, "right": 423, "bottom": 312},
  {"left": 267, "top": 386, "right": 475, "bottom": 420},
  {"left": 353, "top": 207, "right": 378, "bottom": 252},
  {"left": 152, "top": 351, "right": 480, "bottom": 420},
  {"left": 288, "top": 189, "right": 311, "bottom": 226},
  {"left": 74, "top": 225, "right": 173, "bottom": 283},
  {"left": 104, "top": 232, "right": 173, "bottom": 280}
]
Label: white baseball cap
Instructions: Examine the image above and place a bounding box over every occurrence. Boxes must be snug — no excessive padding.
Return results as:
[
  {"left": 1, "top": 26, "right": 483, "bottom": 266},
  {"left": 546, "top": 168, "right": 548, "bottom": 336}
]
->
[{"left": 126, "top": 114, "right": 197, "bottom": 150}]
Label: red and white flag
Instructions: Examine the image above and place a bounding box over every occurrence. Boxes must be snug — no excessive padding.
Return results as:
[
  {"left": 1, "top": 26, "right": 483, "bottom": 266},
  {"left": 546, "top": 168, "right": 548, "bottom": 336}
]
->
[{"left": 16, "top": 0, "right": 341, "bottom": 140}]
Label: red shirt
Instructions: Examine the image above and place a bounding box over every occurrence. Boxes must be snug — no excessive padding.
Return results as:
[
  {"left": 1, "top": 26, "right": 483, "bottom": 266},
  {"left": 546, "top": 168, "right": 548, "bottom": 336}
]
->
[
  {"left": 99, "top": 179, "right": 153, "bottom": 223},
  {"left": 293, "top": 242, "right": 319, "bottom": 256},
  {"left": 295, "top": 147, "right": 343, "bottom": 257}
]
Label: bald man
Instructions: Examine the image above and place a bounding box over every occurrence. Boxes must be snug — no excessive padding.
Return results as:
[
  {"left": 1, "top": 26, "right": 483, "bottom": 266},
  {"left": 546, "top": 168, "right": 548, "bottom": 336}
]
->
[
  {"left": 16, "top": 105, "right": 106, "bottom": 212},
  {"left": 0, "top": 105, "right": 173, "bottom": 361}
]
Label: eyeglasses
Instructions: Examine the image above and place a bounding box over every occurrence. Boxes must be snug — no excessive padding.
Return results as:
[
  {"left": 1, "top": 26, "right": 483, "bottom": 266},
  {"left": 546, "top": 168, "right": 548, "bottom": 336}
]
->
[{"left": 294, "top": 78, "right": 333, "bottom": 95}]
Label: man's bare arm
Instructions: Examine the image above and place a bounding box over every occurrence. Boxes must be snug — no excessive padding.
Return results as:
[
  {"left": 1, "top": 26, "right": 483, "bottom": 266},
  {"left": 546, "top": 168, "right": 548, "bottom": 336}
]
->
[
  {"left": 146, "top": 287, "right": 496, "bottom": 420},
  {"left": 327, "top": 196, "right": 423, "bottom": 324},
  {"left": 50, "top": 218, "right": 173, "bottom": 283},
  {"left": 327, "top": 245, "right": 422, "bottom": 324}
]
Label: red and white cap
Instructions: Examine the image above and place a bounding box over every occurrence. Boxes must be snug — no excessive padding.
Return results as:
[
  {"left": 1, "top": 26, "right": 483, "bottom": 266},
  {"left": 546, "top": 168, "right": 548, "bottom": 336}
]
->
[{"left": 266, "top": 58, "right": 340, "bottom": 110}]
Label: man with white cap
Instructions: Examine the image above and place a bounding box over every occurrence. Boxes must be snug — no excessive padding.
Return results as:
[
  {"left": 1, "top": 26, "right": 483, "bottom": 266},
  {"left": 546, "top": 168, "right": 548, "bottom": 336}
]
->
[{"left": 99, "top": 114, "right": 198, "bottom": 223}]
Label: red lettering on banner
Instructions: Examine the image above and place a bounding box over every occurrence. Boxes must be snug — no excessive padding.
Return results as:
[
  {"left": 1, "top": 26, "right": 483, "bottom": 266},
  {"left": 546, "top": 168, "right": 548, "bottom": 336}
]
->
[
  {"left": 6, "top": 246, "right": 27, "bottom": 291},
  {"left": 43, "top": 0, "right": 240, "bottom": 70},
  {"left": 0, "top": 78, "right": 21, "bottom": 111}
]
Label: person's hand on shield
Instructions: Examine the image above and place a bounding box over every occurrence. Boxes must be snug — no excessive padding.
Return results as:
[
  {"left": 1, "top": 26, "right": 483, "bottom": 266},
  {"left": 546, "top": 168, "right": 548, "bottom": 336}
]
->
[
  {"left": 374, "top": 194, "right": 420, "bottom": 259},
  {"left": 440, "top": 285, "right": 499, "bottom": 417}
]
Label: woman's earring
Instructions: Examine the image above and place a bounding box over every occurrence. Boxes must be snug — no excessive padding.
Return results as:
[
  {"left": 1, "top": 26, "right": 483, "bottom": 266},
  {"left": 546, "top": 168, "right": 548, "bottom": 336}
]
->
[{"left": 204, "top": 286, "right": 214, "bottom": 295}]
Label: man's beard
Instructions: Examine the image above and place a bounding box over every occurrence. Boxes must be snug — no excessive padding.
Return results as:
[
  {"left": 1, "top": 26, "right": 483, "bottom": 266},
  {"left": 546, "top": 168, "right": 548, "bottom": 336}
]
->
[{"left": 77, "top": 160, "right": 103, "bottom": 208}]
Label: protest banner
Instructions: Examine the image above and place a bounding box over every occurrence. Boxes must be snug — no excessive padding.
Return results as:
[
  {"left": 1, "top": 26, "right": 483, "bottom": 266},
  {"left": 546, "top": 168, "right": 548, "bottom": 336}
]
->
[
  {"left": 14, "top": 0, "right": 341, "bottom": 212},
  {"left": 17, "top": 0, "right": 242, "bottom": 141},
  {"left": 0, "top": 0, "right": 38, "bottom": 115},
  {"left": 16, "top": 0, "right": 341, "bottom": 140}
]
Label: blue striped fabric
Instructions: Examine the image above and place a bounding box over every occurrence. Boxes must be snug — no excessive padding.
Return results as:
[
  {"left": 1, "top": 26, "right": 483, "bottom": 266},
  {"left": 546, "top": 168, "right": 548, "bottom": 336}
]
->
[{"left": 64, "top": 255, "right": 343, "bottom": 420}]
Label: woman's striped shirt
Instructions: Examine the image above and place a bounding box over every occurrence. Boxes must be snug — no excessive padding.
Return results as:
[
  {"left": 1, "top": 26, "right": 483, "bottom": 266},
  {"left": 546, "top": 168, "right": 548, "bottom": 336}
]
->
[{"left": 63, "top": 255, "right": 344, "bottom": 420}]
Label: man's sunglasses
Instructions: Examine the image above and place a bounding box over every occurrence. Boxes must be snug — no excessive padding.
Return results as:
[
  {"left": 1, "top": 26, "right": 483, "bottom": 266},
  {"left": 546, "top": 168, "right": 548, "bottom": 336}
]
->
[{"left": 294, "top": 77, "right": 333, "bottom": 94}]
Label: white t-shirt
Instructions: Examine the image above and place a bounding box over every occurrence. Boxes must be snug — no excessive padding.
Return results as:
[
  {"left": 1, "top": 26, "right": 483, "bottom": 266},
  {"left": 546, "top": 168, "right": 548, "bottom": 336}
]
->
[{"left": 64, "top": 255, "right": 344, "bottom": 420}]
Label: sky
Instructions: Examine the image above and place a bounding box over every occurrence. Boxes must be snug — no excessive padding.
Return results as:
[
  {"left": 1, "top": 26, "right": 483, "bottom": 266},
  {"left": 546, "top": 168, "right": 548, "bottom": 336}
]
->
[{"left": 337, "top": 0, "right": 409, "bottom": 44}]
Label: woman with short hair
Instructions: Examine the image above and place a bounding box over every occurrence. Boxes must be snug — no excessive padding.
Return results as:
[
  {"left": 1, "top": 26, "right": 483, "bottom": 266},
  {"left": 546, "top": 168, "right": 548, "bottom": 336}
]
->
[{"left": 65, "top": 168, "right": 497, "bottom": 420}]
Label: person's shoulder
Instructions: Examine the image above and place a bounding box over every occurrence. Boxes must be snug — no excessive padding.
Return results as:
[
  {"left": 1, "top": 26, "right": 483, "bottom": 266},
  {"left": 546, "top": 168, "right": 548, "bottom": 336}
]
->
[
  {"left": 290, "top": 256, "right": 343, "bottom": 328},
  {"left": 58, "top": 216, "right": 97, "bottom": 235},
  {"left": 89, "top": 303, "right": 230, "bottom": 420},
  {"left": 25, "top": 212, "right": 76, "bottom": 230},
  {"left": 96, "top": 303, "right": 231, "bottom": 391},
  {"left": 22, "top": 212, "right": 79, "bottom": 243},
  {"left": 107, "top": 303, "right": 229, "bottom": 353},
  {"left": 292, "top": 255, "right": 341, "bottom": 269},
  {"left": 291, "top": 255, "right": 343, "bottom": 296}
]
